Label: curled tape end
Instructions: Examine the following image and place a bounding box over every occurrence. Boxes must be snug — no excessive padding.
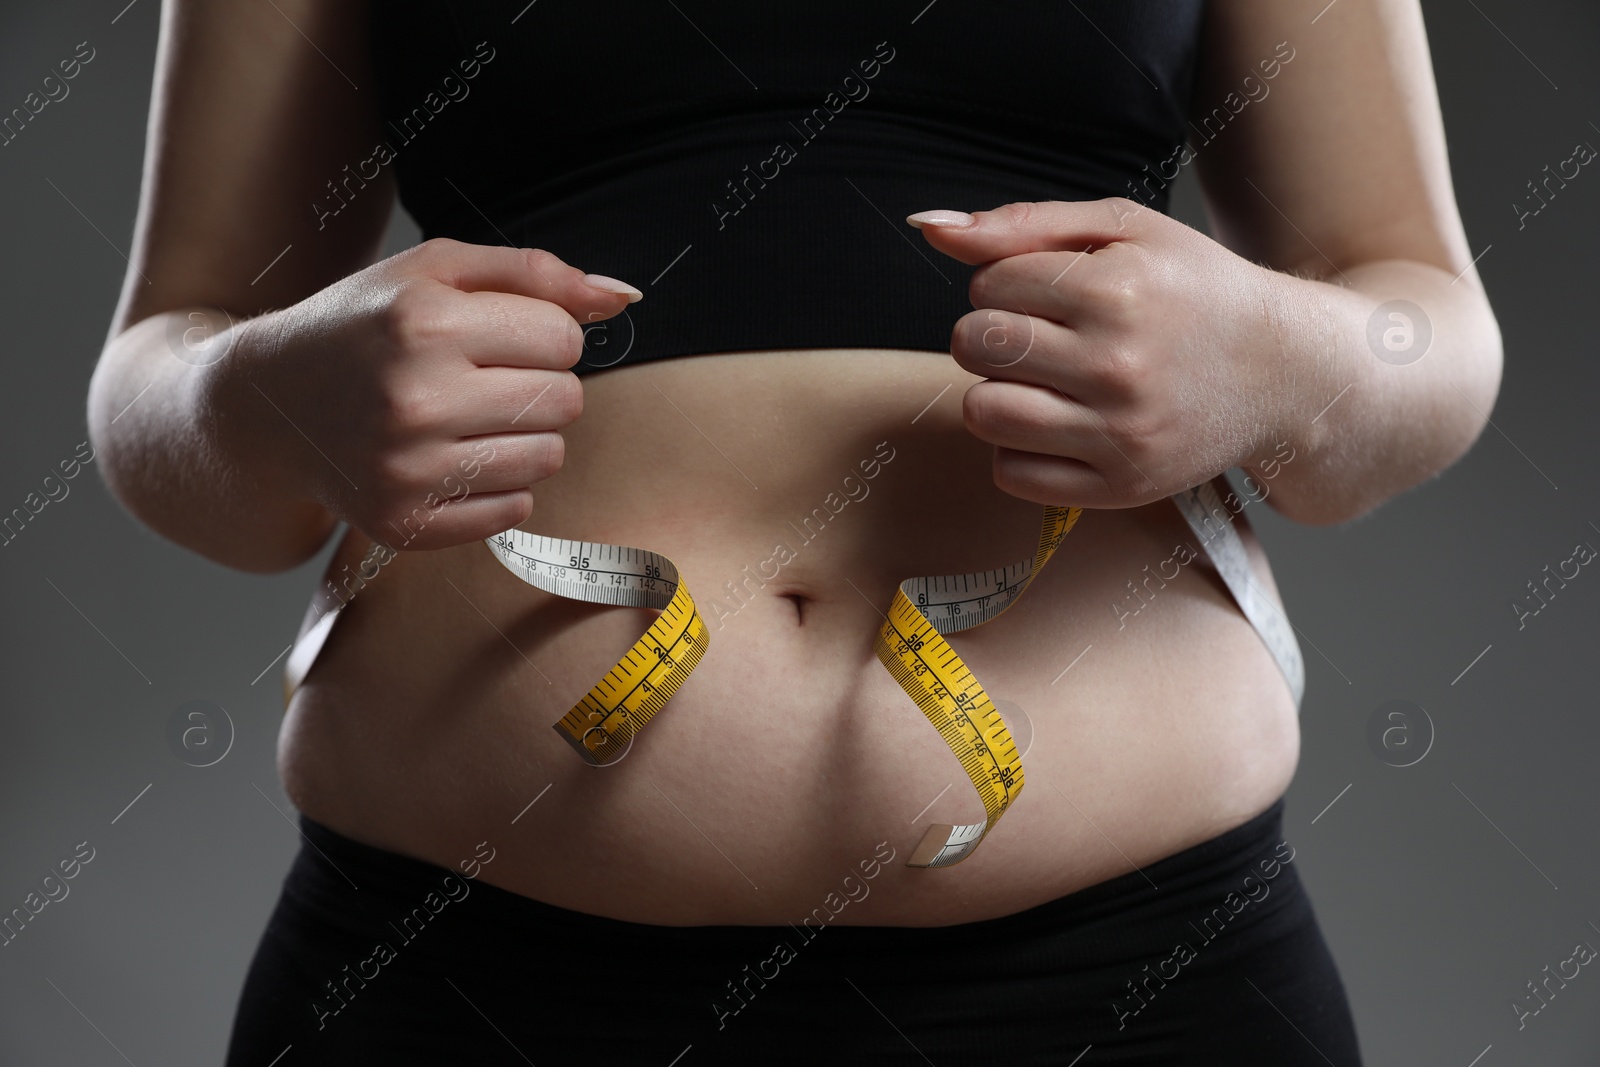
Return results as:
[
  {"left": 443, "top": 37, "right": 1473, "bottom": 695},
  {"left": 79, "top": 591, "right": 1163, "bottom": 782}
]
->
[
  {"left": 907, "top": 825, "right": 958, "bottom": 868},
  {"left": 906, "top": 821, "right": 989, "bottom": 869},
  {"left": 557, "top": 723, "right": 630, "bottom": 767},
  {"left": 282, "top": 606, "right": 342, "bottom": 706}
]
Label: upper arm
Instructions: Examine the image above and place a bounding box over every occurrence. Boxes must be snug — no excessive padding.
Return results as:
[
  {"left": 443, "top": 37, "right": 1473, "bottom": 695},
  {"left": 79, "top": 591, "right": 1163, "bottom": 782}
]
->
[
  {"left": 110, "top": 0, "right": 393, "bottom": 339},
  {"left": 1188, "top": 0, "right": 1477, "bottom": 286}
]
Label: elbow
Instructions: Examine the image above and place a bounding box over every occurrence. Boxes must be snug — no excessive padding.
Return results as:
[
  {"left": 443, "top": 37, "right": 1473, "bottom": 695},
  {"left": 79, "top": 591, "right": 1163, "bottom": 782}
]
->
[
  {"left": 85, "top": 354, "right": 337, "bottom": 575},
  {"left": 1248, "top": 277, "right": 1504, "bottom": 529},
  {"left": 222, "top": 521, "right": 341, "bottom": 576},
  {"left": 1456, "top": 302, "right": 1505, "bottom": 459},
  {"left": 1413, "top": 292, "right": 1505, "bottom": 489},
  {"left": 197, "top": 501, "right": 340, "bottom": 575},
  {"left": 84, "top": 355, "right": 148, "bottom": 537},
  {"left": 1258, "top": 485, "right": 1383, "bottom": 528},
  {"left": 1262, "top": 303, "right": 1505, "bottom": 530}
]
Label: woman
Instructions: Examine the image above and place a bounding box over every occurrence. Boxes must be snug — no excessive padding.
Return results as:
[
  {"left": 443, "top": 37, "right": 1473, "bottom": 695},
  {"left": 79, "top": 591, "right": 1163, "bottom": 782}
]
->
[{"left": 88, "top": 0, "right": 1499, "bottom": 1063}]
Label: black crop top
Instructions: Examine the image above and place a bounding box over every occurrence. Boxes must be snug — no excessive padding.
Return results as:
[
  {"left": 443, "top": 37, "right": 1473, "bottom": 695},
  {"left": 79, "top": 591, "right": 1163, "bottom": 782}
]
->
[{"left": 365, "top": 2, "right": 1204, "bottom": 374}]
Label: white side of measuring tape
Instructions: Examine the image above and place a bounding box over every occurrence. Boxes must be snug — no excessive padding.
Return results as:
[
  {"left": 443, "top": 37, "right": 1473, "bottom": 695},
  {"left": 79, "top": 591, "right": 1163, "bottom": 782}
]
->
[
  {"left": 482, "top": 531, "right": 680, "bottom": 611},
  {"left": 901, "top": 557, "right": 1044, "bottom": 636},
  {"left": 884, "top": 508, "right": 1078, "bottom": 867},
  {"left": 282, "top": 606, "right": 339, "bottom": 696},
  {"left": 283, "top": 532, "right": 684, "bottom": 697},
  {"left": 483, "top": 529, "right": 707, "bottom": 764},
  {"left": 280, "top": 475, "right": 1304, "bottom": 868},
  {"left": 284, "top": 483, "right": 1305, "bottom": 717},
  {"left": 1170, "top": 480, "right": 1306, "bottom": 709}
]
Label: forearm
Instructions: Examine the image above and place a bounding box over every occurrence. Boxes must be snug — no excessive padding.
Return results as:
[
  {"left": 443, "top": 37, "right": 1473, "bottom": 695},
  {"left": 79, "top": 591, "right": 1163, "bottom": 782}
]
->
[
  {"left": 1248, "top": 258, "right": 1503, "bottom": 525},
  {"left": 86, "top": 309, "right": 337, "bottom": 573}
]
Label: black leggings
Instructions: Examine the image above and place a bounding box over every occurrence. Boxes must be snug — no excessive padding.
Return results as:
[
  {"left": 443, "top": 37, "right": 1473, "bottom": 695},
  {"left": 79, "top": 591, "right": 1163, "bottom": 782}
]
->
[{"left": 226, "top": 797, "right": 1362, "bottom": 1066}]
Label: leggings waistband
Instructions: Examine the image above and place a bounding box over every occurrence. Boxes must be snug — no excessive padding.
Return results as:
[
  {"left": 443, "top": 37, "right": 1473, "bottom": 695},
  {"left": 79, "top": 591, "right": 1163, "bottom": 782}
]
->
[
  {"left": 290, "top": 795, "right": 1293, "bottom": 962},
  {"left": 229, "top": 794, "right": 1364, "bottom": 1065}
]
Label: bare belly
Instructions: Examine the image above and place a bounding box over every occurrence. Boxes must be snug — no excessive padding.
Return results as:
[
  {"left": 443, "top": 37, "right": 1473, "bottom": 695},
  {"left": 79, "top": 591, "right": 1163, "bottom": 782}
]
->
[{"left": 278, "top": 348, "right": 1300, "bottom": 926}]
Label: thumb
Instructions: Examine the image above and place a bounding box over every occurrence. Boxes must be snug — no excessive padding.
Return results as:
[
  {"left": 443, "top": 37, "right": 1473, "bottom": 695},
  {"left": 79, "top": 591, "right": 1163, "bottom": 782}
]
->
[{"left": 905, "top": 198, "right": 1144, "bottom": 266}]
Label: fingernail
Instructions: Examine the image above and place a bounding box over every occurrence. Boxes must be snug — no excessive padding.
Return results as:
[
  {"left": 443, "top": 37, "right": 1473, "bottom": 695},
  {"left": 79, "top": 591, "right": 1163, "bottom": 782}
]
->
[
  {"left": 583, "top": 273, "right": 643, "bottom": 302},
  {"left": 906, "top": 209, "right": 975, "bottom": 229}
]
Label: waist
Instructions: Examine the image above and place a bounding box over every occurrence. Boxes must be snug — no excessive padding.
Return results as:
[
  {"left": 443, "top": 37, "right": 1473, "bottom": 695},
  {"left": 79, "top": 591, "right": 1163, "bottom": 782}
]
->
[
  {"left": 279, "top": 348, "right": 1300, "bottom": 925},
  {"left": 290, "top": 795, "right": 1295, "bottom": 944}
]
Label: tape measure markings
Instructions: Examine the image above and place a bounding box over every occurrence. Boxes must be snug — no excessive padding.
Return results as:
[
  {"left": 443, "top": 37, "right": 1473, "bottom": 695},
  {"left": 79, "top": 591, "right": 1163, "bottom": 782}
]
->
[
  {"left": 485, "top": 529, "right": 709, "bottom": 765},
  {"left": 877, "top": 504, "right": 1082, "bottom": 868},
  {"left": 282, "top": 480, "right": 1302, "bottom": 868},
  {"left": 487, "top": 533, "right": 680, "bottom": 607}
]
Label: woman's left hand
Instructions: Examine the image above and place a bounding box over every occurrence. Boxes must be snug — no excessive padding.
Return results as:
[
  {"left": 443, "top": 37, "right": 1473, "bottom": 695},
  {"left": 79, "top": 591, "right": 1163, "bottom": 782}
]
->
[{"left": 909, "top": 198, "right": 1300, "bottom": 509}]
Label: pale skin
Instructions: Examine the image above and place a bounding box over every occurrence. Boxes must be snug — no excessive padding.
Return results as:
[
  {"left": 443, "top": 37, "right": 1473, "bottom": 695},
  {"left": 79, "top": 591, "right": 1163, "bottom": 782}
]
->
[{"left": 87, "top": 0, "right": 1499, "bottom": 925}]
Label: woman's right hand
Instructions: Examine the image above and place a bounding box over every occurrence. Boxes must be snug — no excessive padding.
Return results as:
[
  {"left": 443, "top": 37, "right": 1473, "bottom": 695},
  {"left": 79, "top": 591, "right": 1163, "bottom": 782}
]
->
[{"left": 210, "top": 238, "right": 642, "bottom": 552}]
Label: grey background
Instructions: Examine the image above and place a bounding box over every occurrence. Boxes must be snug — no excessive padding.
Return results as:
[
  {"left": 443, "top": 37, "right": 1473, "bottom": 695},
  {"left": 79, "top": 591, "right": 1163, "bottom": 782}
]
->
[{"left": 1, "top": 0, "right": 1596, "bottom": 1063}]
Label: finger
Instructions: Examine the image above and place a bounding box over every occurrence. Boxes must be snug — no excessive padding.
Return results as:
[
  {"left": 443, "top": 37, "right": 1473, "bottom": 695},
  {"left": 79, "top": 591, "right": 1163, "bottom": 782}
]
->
[
  {"left": 452, "top": 291, "right": 587, "bottom": 369},
  {"left": 438, "top": 432, "right": 566, "bottom": 495},
  {"left": 967, "top": 385, "right": 1165, "bottom": 508},
  {"left": 438, "top": 368, "right": 582, "bottom": 436},
  {"left": 366, "top": 433, "right": 561, "bottom": 526},
  {"left": 952, "top": 310, "right": 1140, "bottom": 405},
  {"left": 968, "top": 245, "right": 1139, "bottom": 326},
  {"left": 374, "top": 490, "right": 535, "bottom": 552},
  {"left": 962, "top": 379, "right": 1113, "bottom": 461},
  {"left": 950, "top": 308, "right": 1076, "bottom": 387},
  {"left": 906, "top": 198, "right": 1148, "bottom": 266},
  {"left": 405, "top": 238, "right": 641, "bottom": 323},
  {"left": 991, "top": 448, "right": 1144, "bottom": 509}
]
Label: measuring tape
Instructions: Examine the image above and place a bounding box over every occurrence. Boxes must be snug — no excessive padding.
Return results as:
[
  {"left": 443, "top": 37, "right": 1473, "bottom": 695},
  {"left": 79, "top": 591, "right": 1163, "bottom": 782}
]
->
[
  {"left": 282, "top": 480, "right": 1303, "bottom": 869},
  {"left": 482, "top": 531, "right": 708, "bottom": 765},
  {"left": 1171, "top": 480, "right": 1305, "bottom": 708},
  {"left": 875, "top": 505, "right": 1080, "bottom": 867}
]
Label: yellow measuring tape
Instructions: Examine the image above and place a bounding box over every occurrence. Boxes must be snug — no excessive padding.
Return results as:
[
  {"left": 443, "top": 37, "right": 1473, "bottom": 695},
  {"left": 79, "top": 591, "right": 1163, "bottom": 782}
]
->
[
  {"left": 284, "top": 507, "right": 1081, "bottom": 869},
  {"left": 875, "top": 505, "right": 1081, "bottom": 867},
  {"left": 482, "top": 509, "right": 1079, "bottom": 866},
  {"left": 482, "top": 531, "right": 710, "bottom": 766},
  {"left": 283, "top": 467, "right": 1309, "bottom": 872}
]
